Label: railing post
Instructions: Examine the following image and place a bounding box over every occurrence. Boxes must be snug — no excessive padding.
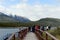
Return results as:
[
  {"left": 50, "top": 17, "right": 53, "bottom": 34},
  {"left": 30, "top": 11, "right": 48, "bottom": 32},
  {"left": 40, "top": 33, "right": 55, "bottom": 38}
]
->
[
  {"left": 46, "top": 34, "right": 48, "bottom": 40},
  {"left": 45, "top": 31, "right": 58, "bottom": 40},
  {"left": 40, "top": 31, "right": 43, "bottom": 36},
  {"left": 7, "top": 33, "right": 15, "bottom": 40},
  {"left": 52, "top": 39, "right": 54, "bottom": 40},
  {"left": 18, "top": 31, "right": 21, "bottom": 40},
  {"left": 13, "top": 35, "right": 15, "bottom": 40}
]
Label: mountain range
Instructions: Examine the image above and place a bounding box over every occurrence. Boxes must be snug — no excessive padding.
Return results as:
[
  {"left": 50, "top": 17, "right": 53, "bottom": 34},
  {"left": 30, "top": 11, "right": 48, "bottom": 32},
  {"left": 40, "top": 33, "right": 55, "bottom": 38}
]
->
[
  {"left": 0, "top": 12, "right": 30, "bottom": 22},
  {"left": 35, "top": 18, "right": 60, "bottom": 27},
  {"left": 0, "top": 12, "right": 60, "bottom": 27}
]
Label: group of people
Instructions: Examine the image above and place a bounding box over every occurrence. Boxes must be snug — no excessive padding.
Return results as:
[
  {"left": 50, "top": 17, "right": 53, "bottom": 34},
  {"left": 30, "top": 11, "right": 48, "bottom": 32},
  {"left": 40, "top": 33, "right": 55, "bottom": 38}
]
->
[
  {"left": 28, "top": 25, "right": 39, "bottom": 32},
  {"left": 28, "top": 25, "right": 51, "bottom": 32}
]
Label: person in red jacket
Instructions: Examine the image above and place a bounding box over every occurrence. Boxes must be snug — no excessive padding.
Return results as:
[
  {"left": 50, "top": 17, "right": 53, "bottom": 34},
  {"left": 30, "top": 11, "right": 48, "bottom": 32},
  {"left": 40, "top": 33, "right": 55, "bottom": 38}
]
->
[{"left": 35, "top": 25, "right": 40, "bottom": 30}]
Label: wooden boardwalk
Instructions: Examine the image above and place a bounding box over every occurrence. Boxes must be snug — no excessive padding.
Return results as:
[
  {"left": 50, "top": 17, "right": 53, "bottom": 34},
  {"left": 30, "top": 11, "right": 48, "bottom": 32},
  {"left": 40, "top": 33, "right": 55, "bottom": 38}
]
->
[
  {"left": 7, "top": 28, "right": 59, "bottom": 40},
  {"left": 23, "top": 32, "right": 38, "bottom": 40}
]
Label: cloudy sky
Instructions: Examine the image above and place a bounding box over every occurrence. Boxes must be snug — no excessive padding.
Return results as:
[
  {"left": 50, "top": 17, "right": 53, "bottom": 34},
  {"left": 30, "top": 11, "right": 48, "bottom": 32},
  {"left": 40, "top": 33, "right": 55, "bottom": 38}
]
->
[{"left": 0, "top": 0, "right": 60, "bottom": 21}]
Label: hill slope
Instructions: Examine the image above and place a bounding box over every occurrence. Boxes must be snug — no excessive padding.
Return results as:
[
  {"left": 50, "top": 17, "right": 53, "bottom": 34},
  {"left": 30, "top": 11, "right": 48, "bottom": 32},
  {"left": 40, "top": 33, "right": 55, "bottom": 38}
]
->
[
  {"left": 0, "top": 12, "right": 60, "bottom": 27},
  {"left": 36, "top": 18, "right": 60, "bottom": 27},
  {"left": 0, "top": 12, "right": 30, "bottom": 22},
  {"left": 0, "top": 12, "right": 18, "bottom": 22},
  {"left": 13, "top": 15, "right": 30, "bottom": 22}
]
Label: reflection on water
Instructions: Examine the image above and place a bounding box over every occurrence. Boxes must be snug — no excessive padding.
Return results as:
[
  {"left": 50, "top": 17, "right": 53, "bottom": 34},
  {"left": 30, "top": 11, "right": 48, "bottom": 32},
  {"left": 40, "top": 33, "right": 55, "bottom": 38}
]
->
[{"left": 0, "top": 28, "right": 19, "bottom": 40}]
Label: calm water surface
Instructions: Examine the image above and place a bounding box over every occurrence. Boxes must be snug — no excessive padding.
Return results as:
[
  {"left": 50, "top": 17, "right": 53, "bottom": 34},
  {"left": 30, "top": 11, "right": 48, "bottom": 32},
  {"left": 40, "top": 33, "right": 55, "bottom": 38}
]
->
[{"left": 0, "top": 28, "right": 19, "bottom": 40}]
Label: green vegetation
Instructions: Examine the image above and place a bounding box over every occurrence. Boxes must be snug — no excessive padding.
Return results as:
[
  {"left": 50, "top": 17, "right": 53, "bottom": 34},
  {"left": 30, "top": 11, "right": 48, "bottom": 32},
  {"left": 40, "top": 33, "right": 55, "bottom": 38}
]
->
[
  {"left": 48, "top": 27, "right": 60, "bottom": 39},
  {"left": 36, "top": 18, "right": 60, "bottom": 27},
  {"left": 0, "top": 22, "right": 35, "bottom": 27},
  {"left": 1, "top": 18, "right": 60, "bottom": 27}
]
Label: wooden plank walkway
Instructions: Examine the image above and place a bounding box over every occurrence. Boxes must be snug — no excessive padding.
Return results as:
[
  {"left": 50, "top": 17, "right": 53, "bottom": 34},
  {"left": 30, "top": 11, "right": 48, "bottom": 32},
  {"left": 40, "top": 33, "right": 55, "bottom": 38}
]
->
[
  {"left": 7, "top": 28, "right": 59, "bottom": 40},
  {"left": 23, "top": 32, "right": 38, "bottom": 40}
]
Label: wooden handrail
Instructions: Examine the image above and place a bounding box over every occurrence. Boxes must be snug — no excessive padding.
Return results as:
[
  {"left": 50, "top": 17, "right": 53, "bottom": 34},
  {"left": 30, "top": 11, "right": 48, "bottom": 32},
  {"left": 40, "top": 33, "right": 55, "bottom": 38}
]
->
[
  {"left": 7, "top": 28, "right": 28, "bottom": 40},
  {"left": 35, "top": 29, "right": 59, "bottom": 40},
  {"left": 7, "top": 27, "right": 58, "bottom": 40},
  {"left": 45, "top": 31, "right": 59, "bottom": 40},
  {"left": 7, "top": 33, "right": 15, "bottom": 40},
  {"left": 35, "top": 30, "right": 45, "bottom": 40}
]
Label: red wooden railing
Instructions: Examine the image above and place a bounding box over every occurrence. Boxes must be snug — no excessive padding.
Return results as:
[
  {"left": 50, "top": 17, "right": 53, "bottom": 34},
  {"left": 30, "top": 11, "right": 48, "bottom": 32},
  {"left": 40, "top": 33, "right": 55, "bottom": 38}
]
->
[
  {"left": 7, "top": 28, "right": 28, "bottom": 40},
  {"left": 35, "top": 29, "right": 59, "bottom": 40},
  {"left": 7, "top": 27, "right": 58, "bottom": 40}
]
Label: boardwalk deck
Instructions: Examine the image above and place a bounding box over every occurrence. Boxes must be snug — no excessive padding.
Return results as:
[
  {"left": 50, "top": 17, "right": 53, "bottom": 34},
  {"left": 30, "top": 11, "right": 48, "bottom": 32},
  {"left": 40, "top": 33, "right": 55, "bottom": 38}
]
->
[
  {"left": 7, "top": 28, "right": 58, "bottom": 40},
  {"left": 23, "top": 32, "right": 38, "bottom": 40}
]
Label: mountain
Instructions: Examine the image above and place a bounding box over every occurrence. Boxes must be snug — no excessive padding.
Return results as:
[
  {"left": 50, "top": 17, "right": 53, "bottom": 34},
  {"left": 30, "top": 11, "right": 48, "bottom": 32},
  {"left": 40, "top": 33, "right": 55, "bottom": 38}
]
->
[
  {"left": 0, "top": 12, "right": 18, "bottom": 22},
  {"left": 0, "top": 12, "right": 30, "bottom": 22},
  {"left": 36, "top": 18, "right": 60, "bottom": 27},
  {"left": 13, "top": 15, "right": 30, "bottom": 22},
  {"left": 1, "top": 12, "right": 60, "bottom": 27}
]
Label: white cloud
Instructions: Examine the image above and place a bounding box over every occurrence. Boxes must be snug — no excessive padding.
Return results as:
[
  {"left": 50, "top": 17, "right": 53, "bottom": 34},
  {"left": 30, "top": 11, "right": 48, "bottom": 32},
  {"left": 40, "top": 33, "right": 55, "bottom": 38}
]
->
[
  {"left": 6, "top": 3, "right": 60, "bottom": 21},
  {"left": 0, "top": 5, "right": 6, "bottom": 12},
  {"left": 0, "top": 0, "right": 60, "bottom": 21}
]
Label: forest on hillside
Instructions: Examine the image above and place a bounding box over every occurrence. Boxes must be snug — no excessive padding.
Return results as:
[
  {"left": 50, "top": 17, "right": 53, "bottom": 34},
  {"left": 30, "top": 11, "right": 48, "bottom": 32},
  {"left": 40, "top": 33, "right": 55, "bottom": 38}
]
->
[{"left": 1, "top": 18, "right": 60, "bottom": 27}]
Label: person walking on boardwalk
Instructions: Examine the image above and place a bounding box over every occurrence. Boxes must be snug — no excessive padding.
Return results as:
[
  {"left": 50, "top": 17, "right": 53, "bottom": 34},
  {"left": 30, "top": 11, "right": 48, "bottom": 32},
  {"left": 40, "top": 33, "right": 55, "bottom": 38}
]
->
[
  {"left": 48, "top": 25, "right": 51, "bottom": 30},
  {"left": 28, "top": 27, "right": 31, "bottom": 32},
  {"left": 35, "top": 25, "right": 40, "bottom": 30},
  {"left": 41, "top": 26, "right": 45, "bottom": 31},
  {"left": 46, "top": 26, "right": 49, "bottom": 30},
  {"left": 46, "top": 25, "right": 51, "bottom": 30},
  {"left": 32, "top": 25, "right": 35, "bottom": 32}
]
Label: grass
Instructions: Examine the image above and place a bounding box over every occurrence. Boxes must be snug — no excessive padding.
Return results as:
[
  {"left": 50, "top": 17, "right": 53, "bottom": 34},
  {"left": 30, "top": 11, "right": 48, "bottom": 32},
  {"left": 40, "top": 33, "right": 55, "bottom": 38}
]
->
[
  {"left": 47, "top": 27, "right": 60, "bottom": 40},
  {"left": 41, "top": 28, "right": 60, "bottom": 40}
]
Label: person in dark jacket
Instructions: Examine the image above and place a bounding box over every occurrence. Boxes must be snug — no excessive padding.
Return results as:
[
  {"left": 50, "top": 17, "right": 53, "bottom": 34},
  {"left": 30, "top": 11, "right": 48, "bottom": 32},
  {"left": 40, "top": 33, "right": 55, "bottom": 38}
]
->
[
  {"left": 48, "top": 25, "right": 51, "bottom": 30},
  {"left": 28, "top": 27, "right": 31, "bottom": 32},
  {"left": 32, "top": 25, "right": 35, "bottom": 32},
  {"left": 41, "top": 26, "right": 45, "bottom": 31}
]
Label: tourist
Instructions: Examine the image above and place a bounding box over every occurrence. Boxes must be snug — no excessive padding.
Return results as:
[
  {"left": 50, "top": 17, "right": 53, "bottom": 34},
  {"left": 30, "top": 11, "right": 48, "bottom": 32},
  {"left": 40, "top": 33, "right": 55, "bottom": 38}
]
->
[{"left": 35, "top": 25, "right": 40, "bottom": 30}]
